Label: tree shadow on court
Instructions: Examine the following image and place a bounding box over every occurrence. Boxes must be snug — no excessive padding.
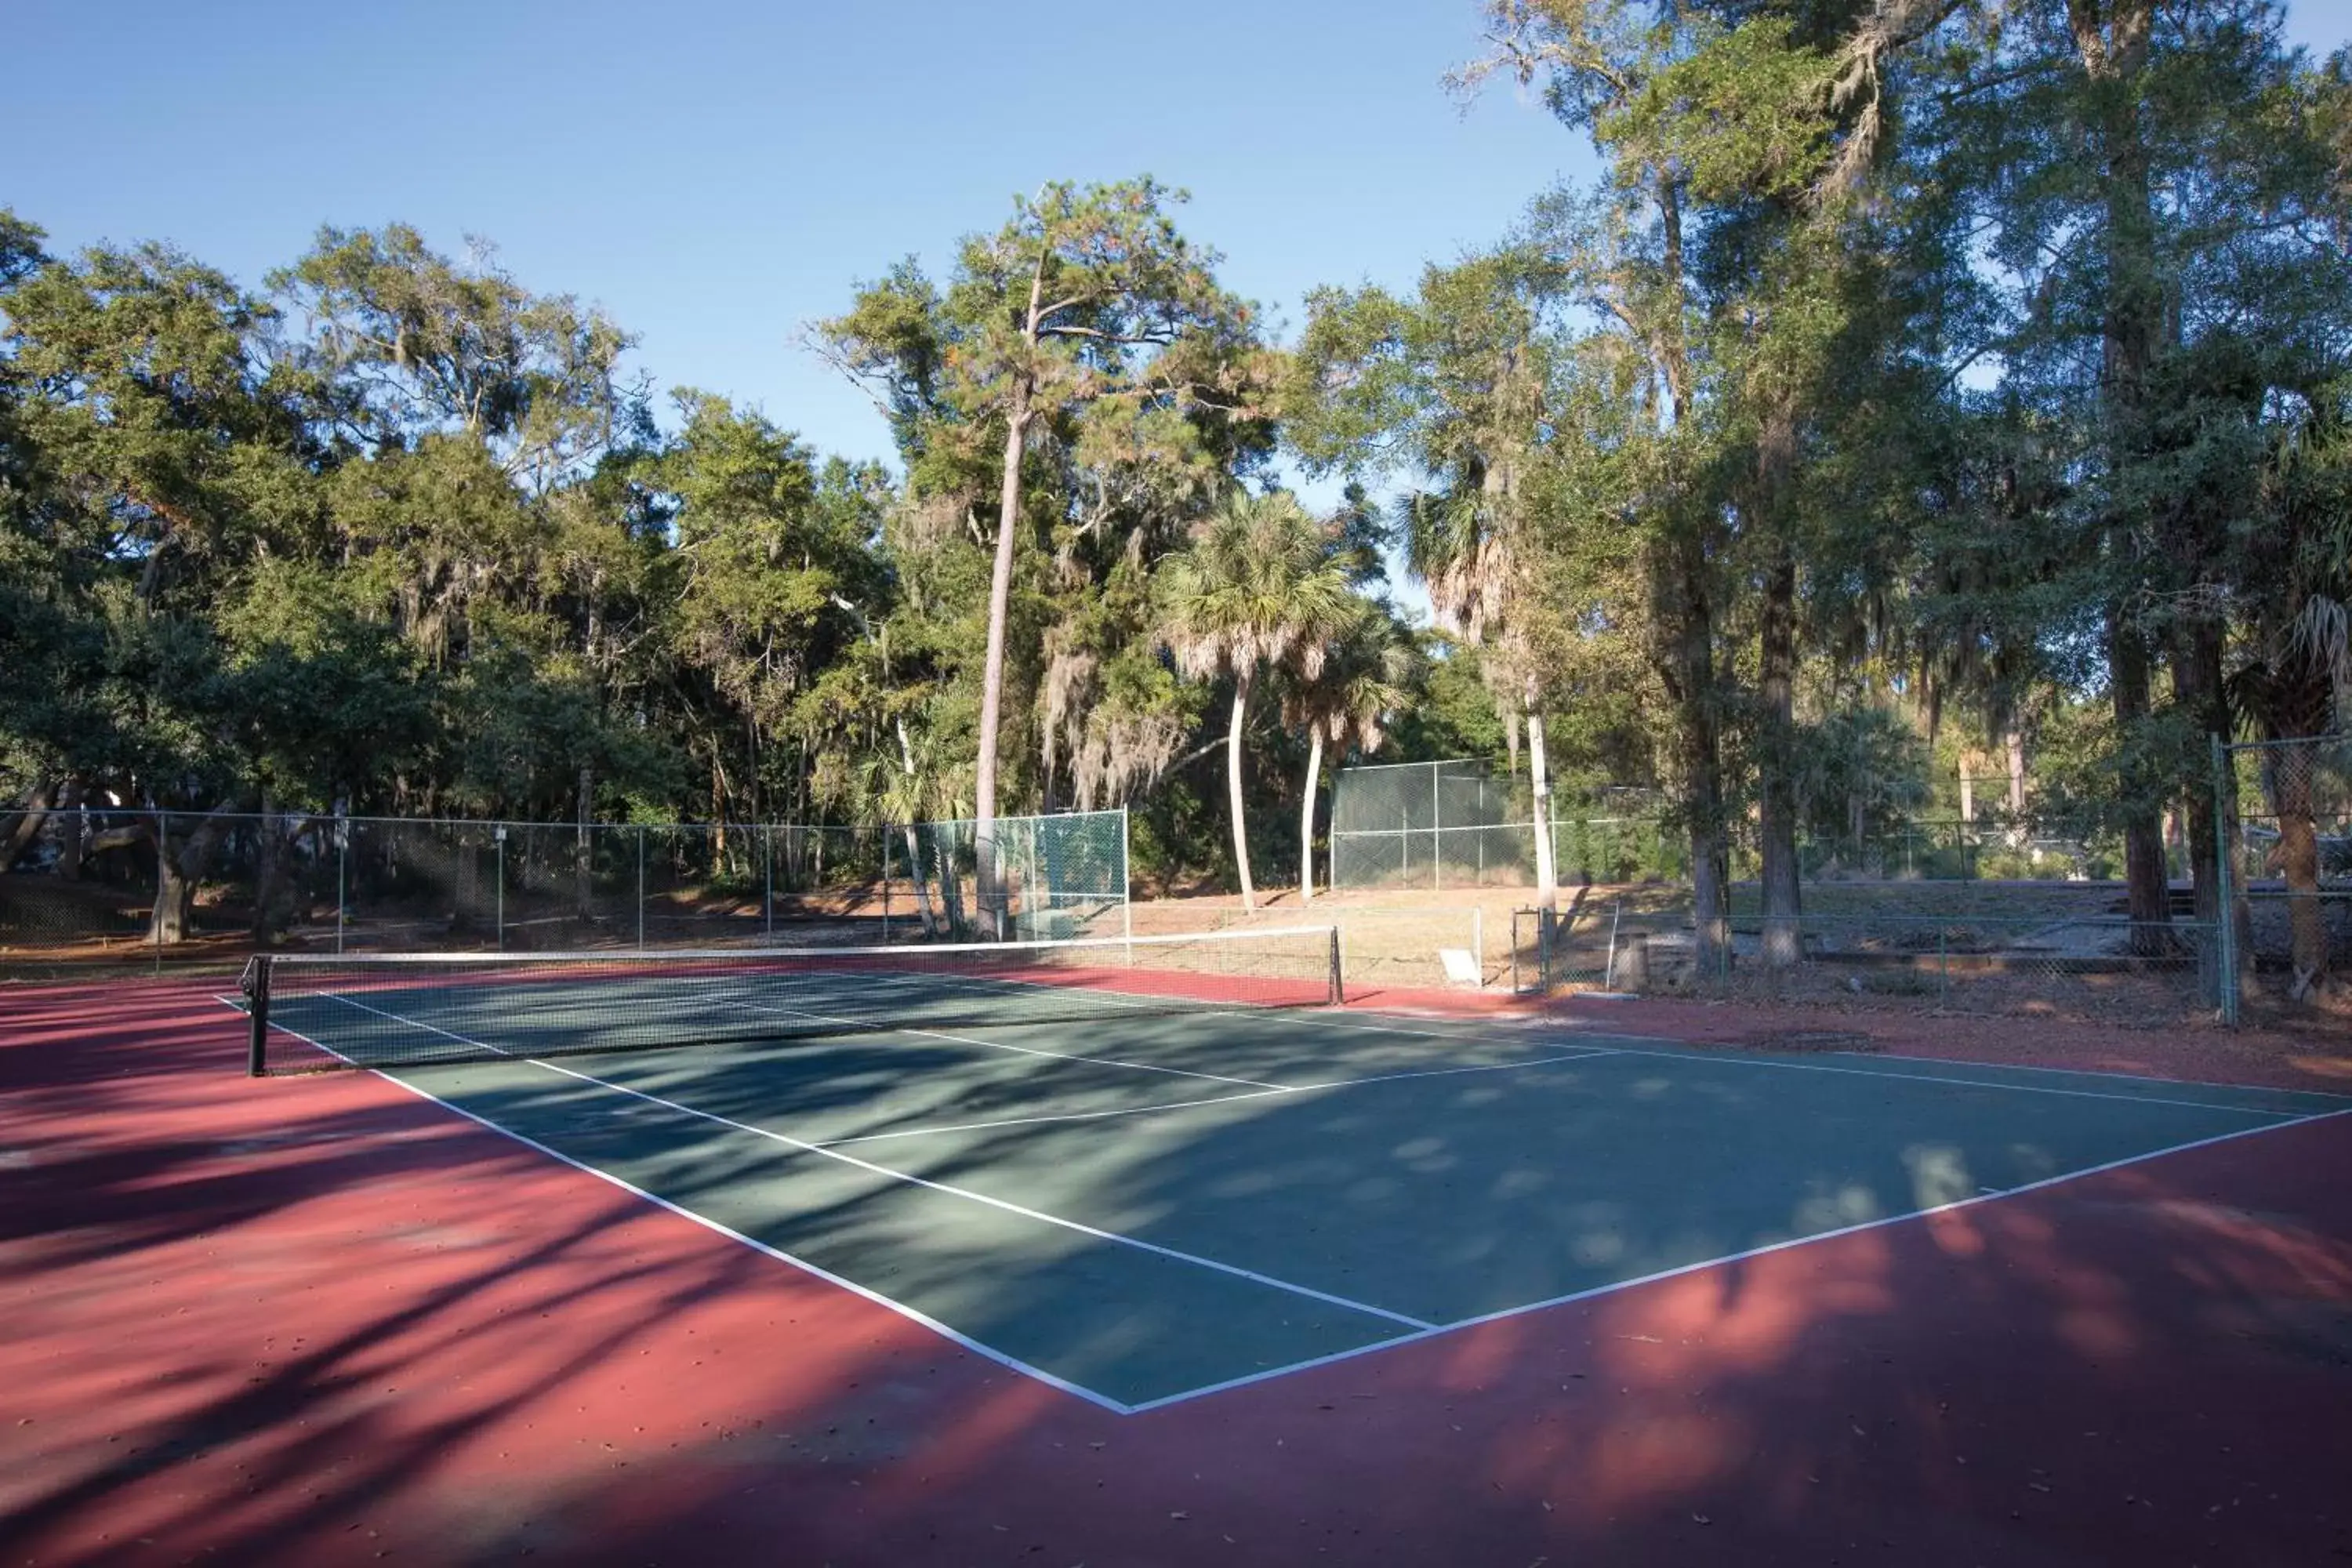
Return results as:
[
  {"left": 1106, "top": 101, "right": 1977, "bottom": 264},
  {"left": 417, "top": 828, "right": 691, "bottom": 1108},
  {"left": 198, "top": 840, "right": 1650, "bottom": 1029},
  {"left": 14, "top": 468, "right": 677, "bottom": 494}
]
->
[{"left": 9, "top": 978, "right": 2352, "bottom": 1566}]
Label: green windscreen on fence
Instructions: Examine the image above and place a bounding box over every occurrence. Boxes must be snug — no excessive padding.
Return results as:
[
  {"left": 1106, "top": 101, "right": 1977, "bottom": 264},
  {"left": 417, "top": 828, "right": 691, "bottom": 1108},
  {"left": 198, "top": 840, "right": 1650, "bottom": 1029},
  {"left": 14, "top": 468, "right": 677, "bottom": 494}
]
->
[{"left": 1329, "top": 759, "right": 1533, "bottom": 891}]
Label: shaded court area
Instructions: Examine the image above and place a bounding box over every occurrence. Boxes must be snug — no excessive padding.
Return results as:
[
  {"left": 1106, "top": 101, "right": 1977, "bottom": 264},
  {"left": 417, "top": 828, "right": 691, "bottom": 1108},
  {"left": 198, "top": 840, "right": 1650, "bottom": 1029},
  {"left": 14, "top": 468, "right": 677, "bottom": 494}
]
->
[{"left": 5, "top": 974, "right": 2352, "bottom": 1564}]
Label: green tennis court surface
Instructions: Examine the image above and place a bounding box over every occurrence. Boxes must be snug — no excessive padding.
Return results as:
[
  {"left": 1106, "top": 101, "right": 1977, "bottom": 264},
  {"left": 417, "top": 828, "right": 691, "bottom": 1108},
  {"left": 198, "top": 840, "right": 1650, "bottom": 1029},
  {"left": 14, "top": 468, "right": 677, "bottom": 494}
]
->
[{"left": 241, "top": 975, "right": 2345, "bottom": 1412}]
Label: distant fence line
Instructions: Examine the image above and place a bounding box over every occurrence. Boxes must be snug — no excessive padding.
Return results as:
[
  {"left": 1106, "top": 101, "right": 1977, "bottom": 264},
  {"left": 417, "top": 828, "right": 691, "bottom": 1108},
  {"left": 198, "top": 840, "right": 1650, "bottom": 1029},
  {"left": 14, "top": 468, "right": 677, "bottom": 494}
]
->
[
  {"left": 0, "top": 807, "right": 1130, "bottom": 962},
  {"left": 1327, "top": 753, "right": 2350, "bottom": 894}
]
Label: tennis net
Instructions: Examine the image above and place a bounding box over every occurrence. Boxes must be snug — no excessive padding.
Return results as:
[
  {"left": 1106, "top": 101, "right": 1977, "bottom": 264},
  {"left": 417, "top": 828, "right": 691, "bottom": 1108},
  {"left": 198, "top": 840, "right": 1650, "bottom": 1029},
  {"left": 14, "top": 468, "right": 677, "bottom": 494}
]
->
[{"left": 242, "top": 925, "right": 1344, "bottom": 1074}]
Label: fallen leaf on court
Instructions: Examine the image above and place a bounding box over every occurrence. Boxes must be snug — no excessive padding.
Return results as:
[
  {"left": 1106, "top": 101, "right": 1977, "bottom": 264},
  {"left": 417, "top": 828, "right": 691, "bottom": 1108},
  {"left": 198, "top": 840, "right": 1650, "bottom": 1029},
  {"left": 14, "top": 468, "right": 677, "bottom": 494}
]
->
[{"left": 1692, "top": 1513, "right": 1712, "bottom": 1525}]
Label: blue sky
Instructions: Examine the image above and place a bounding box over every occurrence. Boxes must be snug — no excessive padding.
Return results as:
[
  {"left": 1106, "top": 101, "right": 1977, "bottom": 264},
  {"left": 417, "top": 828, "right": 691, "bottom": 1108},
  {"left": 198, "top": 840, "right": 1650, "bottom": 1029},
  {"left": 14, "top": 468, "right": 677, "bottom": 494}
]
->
[
  {"left": 2, "top": 0, "right": 1595, "bottom": 471},
  {"left": 5, "top": 0, "right": 2347, "bottom": 474}
]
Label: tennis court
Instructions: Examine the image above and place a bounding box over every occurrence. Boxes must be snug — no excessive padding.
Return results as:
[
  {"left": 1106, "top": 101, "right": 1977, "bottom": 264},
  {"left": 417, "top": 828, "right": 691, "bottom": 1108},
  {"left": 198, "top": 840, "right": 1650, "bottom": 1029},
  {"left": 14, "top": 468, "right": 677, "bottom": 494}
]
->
[{"left": 229, "top": 928, "right": 2347, "bottom": 1411}]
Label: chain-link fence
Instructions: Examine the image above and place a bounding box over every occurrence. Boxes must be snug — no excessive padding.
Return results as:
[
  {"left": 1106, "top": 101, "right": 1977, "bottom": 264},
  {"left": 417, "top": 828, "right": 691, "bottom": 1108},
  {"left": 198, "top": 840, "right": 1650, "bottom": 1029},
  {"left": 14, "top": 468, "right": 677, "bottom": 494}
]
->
[
  {"left": 1, "top": 809, "right": 901, "bottom": 967},
  {"left": 1512, "top": 896, "right": 2220, "bottom": 1023},
  {"left": 883, "top": 810, "right": 1130, "bottom": 943},
  {"left": 1333, "top": 760, "right": 2114, "bottom": 893},
  {"left": 1330, "top": 759, "right": 1537, "bottom": 890}
]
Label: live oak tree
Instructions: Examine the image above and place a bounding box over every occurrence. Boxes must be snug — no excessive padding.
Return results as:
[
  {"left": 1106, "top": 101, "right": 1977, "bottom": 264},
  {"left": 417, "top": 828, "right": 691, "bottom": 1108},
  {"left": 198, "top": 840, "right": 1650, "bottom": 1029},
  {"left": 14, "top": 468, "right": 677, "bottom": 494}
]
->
[{"left": 818, "top": 180, "right": 1271, "bottom": 931}]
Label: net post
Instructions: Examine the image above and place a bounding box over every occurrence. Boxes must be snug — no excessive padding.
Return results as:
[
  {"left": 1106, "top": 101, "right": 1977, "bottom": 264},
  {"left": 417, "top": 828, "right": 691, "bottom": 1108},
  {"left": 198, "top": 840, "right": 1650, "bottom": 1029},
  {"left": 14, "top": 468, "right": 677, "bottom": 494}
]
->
[
  {"left": 1326, "top": 924, "right": 1344, "bottom": 1006},
  {"left": 244, "top": 956, "right": 271, "bottom": 1076}
]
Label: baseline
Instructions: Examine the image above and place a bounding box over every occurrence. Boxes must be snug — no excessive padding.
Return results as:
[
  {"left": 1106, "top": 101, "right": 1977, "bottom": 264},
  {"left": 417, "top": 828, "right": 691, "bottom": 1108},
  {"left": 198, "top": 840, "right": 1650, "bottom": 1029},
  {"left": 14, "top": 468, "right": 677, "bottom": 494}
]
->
[
  {"left": 1120, "top": 1105, "right": 2351, "bottom": 1413},
  {"left": 1261, "top": 1008, "right": 2322, "bottom": 1118}
]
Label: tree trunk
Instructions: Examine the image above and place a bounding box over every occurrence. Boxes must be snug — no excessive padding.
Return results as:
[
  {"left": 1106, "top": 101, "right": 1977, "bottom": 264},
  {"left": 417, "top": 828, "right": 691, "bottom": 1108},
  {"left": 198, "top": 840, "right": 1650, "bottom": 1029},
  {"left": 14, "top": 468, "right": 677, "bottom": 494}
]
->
[
  {"left": 894, "top": 717, "right": 939, "bottom": 935},
  {"left": 1227, "top": 674, "right": 1256, "bottom": 913},
  {"left": 902, "top": 823, "right": 940, "bottom": 936},
  {"left": 2274, "top": 772, "right": 2328, "bottom": 1000},
  {"left": 1299, "top": 726, "right": 1323, "bottom": 903},
  {"left": 711, "top": 750, "right": 727, "bottom": 864},
  {"left": 151, "top": 810, "right": 231, "bottom": 946},
  {"left": 1, "top": 779, "right": 57, "bottom": 871},
  {"left": 973, "top": 391, "right": 1033, "bottom": 939},
  {"left": 252, "top": 787, "right": 283, "bottom": 942},
  {"left": 2109, "top": 606, "right": 2172, "bottom": 953},
  {"left": 1504, "top": 706, "right": 1520, "bottom": 778},
  {"left": 1665, "top": 538, "right": 1728, "bottom": 975},
  {"left": 2170, "top": 617, "right": 2230, "bottom": 1001},
  {"left": 2076, "top": 0, "right": 2169, "bottom": 954},
  {"left": 575, "top": 762, "right": 595, "bottom": 920},
  {"left": 2005, "top": 724, "right": 2027, "bottom": 827},
  {"left": 54, "top": 777, "right": 85, "bottom": 881},
  {"left": 2259, "top": 686, "right": 2332, "bottom": 997},
  {"left": 1527, "top": 704, "right": 1557, "bottom": 913},
  {"left": 1758, "top": 545, "right": 1802, "bottom": 969}
]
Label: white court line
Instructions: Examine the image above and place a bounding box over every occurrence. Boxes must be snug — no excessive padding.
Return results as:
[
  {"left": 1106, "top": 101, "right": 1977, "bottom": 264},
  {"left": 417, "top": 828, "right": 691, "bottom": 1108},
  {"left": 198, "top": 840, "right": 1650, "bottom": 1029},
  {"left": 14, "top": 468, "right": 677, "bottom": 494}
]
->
[
  {"left": 815, "top": 1049, "right": 1624, "bottom": 1149},
  {"left": 238, "top": 992, "right": 2350, "bottom": 1417},
  {"left": 1813, "top": 1046, "right": 2352, "bottom": 1104},
  {"left": 1283, "top": 1047, "right": 1624, "bottom": 1092},
  {"left": 829, "top": 964, "right": 1327, "bottom": 1020},
  {"left": 731, "top": 996, "right": 1290, "bottom": 1090},
  {"left": 310, "top": 991, "right": 1433, "bottom": 1332},
  {"left": 243, "top": 1004, "right": 1142, "bottom": 1415},
  {"left": 1252, "top": 1009, "right": 2315, "bottom": 1119},
  {"left": 1120, "top": 1105, "right": 2352, "bottom": 1414},
  {"left": 818, "top": 1087, "right": 1299, "bottom": 1147}
]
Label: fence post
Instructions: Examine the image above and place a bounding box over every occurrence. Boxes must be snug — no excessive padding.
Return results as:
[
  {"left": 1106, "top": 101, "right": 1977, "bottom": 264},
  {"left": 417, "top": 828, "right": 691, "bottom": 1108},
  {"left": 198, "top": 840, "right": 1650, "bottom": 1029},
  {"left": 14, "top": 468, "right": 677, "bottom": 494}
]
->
[
  {"left": 636, "top": 826, "right": 646, "bottom": 951},
  {"left": 335, "top": 815, "right": 347, "bottom": 955},
  {"left": 2212, "top": 735, "right": 2238, "bottom": 1025},
  {"left": 881, "top": 826, "right": 892, "bottom": 945},
  {"left": 1431, "top": 760, "right": 1441, "bottom": 892},
  {"left": 1120, "top": 806, "right": 1134, "bottom": 961},
  {"left": 764, "top": 824, "right": 774, "bottom": 942},
  {"left": 494, "top": 826, "right": 506, "bottom": 951},
  {"left": 152, "top": 809, "right": 164, "bottom": 975}
]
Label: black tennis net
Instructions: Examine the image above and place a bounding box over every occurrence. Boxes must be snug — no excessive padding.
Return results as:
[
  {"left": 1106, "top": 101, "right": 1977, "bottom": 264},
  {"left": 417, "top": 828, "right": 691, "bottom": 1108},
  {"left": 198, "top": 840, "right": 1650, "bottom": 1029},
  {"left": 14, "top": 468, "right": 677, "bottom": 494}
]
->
[{"left": 241, "top": 926, "right": 1345, "bottom": 1073}]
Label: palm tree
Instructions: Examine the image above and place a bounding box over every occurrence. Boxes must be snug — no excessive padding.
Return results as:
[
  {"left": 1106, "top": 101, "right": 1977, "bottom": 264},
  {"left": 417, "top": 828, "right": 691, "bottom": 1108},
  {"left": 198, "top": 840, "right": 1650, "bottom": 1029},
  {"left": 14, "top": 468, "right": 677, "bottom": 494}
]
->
[
  {"left": 1403, "top": 480, "right": 1559, "bottom": 909},
  {"left": 1159, "top": 492, "right": 1356, "bottom": 912},
  {"left": 1286, "top": 605, "right": 1420, "bottom": 902}
]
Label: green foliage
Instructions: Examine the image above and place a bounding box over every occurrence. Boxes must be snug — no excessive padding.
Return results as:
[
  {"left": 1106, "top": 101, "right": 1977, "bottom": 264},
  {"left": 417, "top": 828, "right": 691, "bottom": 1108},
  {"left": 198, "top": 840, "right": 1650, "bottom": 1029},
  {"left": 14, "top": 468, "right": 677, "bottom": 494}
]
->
[
  {"left": 2, "top": 0, "right": 2345, "bottom": 962},
  {"left": 1787, "top": 706, "right": 1934, "bottom": 846}
]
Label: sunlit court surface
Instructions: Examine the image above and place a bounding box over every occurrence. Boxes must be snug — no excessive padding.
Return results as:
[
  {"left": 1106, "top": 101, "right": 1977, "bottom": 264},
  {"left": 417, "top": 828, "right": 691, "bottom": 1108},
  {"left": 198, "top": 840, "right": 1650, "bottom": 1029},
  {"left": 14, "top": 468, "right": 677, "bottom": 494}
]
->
[{"left": 8, "top": 958, "right": 2352, "bottom": 1566}]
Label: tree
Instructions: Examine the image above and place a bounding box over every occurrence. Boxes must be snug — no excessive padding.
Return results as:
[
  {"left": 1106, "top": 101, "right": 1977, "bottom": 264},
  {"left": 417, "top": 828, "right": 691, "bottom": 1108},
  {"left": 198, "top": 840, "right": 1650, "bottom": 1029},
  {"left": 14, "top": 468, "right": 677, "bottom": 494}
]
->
[
  {"left": 1156, "top": 492, "right": 1356, "bottom": 911},
  {"left": 819, "top": 180, "right": 1268, "bottom": 933},
  {"left": 1287, "top": 601, "right": 1419, "bottom": 902},
  {"left": 1291, "top": 249, "right": 1577, "bottom": 909}
]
